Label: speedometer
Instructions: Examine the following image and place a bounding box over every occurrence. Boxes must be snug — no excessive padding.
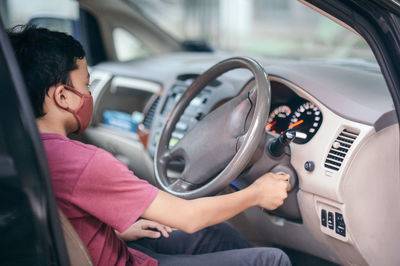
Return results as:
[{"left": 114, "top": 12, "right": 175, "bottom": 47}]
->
[
  {"left": 265, "top": 105, "right": 291, "bottom": 134},
  {"left": 289, "top": 101, "right": 322, "bottom": 144}
]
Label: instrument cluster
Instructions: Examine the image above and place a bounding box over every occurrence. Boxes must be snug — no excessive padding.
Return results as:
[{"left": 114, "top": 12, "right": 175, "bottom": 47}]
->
[{"left": 265, "top": 100, "right": 323, "bottom": 144}]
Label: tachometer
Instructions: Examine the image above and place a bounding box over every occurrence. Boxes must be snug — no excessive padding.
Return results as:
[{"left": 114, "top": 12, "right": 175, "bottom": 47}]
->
[
  {"left": 265, "top": 105, "right": 291, "bottom": 134},
  {"left": 289, "top": 102, "right": 322, "bottom": 144}
]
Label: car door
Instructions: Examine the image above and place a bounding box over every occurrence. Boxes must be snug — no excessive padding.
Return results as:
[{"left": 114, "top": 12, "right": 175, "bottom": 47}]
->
[
  {"left": 0, "top": 19, "right": 69, "bottom": 266},
  {"left": 306, "top": 0, "right": 400, "bottom": 122}
]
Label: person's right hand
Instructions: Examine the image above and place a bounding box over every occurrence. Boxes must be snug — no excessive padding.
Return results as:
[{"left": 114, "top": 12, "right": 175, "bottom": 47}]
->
[{"left": 251, "top": 172, "right": 291, "bottom": 210}]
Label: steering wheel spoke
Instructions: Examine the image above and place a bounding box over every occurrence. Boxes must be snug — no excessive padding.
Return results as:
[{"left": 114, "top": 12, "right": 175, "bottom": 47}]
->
[
  {"left": 168, "top": 179, "right": 197, "bottom": 193},
  {"left": 160, "top": 150, "right": 172, "bottom": 163}
]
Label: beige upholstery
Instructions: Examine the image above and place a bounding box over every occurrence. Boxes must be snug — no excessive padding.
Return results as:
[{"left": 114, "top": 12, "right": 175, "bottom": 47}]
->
[{"left": 58, "top": 209, "right": 94, "bottom": 266}]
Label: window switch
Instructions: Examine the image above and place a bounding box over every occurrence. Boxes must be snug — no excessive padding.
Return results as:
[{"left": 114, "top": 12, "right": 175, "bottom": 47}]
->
[
  {"left": 328, "top": 212, "right": 334, "bottom": 230},
  {"left": 335, "top": 212, "right": 346, "bottom": 237},
  {"left": 321, "top": 209, "right": 327, "bottom": 227}
]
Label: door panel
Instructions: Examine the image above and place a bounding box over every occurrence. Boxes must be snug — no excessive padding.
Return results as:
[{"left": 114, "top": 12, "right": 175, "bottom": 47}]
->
[{"left": 0, "top": 18, "right": 69, "bottom": 266}]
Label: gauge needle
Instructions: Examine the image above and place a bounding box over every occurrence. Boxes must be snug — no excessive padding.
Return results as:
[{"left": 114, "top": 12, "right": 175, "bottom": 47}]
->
[
  {"left": 289, "top": 119, "right": 304, "bottom": 129},
  {"left": 265, "top": 121, "right": 277, "bottom": 130}
]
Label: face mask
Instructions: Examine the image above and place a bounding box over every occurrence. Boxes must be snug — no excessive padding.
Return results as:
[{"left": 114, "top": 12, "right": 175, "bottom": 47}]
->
[{"left": 54, "top": 84, "right": 93, "bottom": 134}]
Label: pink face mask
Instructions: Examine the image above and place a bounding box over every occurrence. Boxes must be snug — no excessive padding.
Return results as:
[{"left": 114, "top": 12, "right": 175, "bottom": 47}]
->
[{"left": 54, "top": 85, "right": 94, "bottom": 134}]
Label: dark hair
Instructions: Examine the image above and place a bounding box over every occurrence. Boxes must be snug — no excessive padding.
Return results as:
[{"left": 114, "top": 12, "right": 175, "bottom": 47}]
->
[{"left": 7, "top": 25, "right": 85, "bottom": 117}]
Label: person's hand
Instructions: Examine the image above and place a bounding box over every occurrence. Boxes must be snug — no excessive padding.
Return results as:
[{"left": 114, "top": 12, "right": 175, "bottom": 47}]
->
[
  {"left": 251, "top": 172, "right": 291, "bottom": 210},
  {"left": 115, "top": 219, "right": 173, "bottom": 241}
]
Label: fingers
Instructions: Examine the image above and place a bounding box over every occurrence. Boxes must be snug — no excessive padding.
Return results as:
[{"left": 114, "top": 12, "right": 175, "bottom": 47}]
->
[
  {"left": 135, "top": 229, "right": 162, "bottom": 239},
  {"left": 141, "top": 220, "right": 171, "bottom": 238},
  {"left": 284, "top": 180, "right": 291, "bottom": 191},
  {"left": 271, "top": 173, "right": 291, "bottom": 191},
  {"left": 272, "top": 173, "right": 290, "bottom": 181},
  {"left": 163, "top": 225, "right": 173, "bottom": 233},
  {"left": 114, "top": 228, "right": 160, "bottom": 241},
  {"left": 254, "top": 172, "right": 293, "bottom": 210},
  {"left": 269, "top": 187, "right": 288, "bottom": 210},
  {"left": 154, "top": 223, "right": 170, "bottom": 238}
]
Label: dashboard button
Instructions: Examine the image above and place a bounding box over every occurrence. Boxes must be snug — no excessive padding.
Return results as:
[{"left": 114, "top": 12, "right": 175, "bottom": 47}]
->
[
  {"left": 335, "top": 212, "right": 346, "bottom": 237},
  {"left": 321, "top": 209, "right": 327, "bottom": 227},
  {"left": 304, "top": 161, "right": 315, "bottom": 171},
  {"left": 328, "top": 212, "right": 334, "bottom": 229}
]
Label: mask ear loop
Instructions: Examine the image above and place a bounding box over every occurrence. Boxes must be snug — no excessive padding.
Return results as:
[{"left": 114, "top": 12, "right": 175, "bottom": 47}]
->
[
  {"left": 62, "top": 84, "right": 91, "bottom": 97},
  {"left": 53, "top": 84, "right": 91, "bottom": 133}
]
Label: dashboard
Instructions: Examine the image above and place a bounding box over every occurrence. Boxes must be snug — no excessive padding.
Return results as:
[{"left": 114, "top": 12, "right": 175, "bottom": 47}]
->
[
  {"left": 147, "top": 78, "right": 324, "bottom": 156},
  {"left": 85, "top": 52, "right": 399, "bottom": 266}
]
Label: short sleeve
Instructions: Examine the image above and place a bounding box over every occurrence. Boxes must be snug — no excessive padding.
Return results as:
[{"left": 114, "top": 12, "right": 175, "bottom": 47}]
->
[{"left": 69, "top": 149, "right": 159, "bottom": 232}]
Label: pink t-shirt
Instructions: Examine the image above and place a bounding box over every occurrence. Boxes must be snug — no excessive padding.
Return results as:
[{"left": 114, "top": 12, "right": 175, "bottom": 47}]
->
[{"left": 41, "top": 133, "right": 159, "bottom": 266}]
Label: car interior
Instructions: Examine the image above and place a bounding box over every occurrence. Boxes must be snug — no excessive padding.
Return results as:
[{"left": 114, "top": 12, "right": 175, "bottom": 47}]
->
[{"left": 1, "top": 0, "right": 400, "bottom": 265}]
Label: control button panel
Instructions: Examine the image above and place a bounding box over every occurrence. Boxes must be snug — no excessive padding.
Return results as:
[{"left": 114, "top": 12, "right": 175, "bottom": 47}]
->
[
  {"left": 335, "top": 212, "right": 346, "bottom": 237},
  {"left": 316, "top": 197, "right": 348, "bottom": 242},
  {"left": 319, "top": 207, "right": 347, "bottom": 241}
]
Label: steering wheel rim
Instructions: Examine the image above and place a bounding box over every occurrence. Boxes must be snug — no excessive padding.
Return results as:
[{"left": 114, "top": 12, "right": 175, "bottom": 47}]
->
[{"left": 155, "top": 57, "right": 271, "bottom": 199}]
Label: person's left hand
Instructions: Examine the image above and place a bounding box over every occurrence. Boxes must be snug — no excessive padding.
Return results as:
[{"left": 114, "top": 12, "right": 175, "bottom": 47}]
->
[{"left": 115, "top": 219, "right": 173, "bottom": 241}]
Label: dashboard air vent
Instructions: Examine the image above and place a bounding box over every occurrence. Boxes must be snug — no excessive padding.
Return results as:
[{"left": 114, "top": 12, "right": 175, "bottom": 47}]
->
[
  {"left": 143, "top": 96, "right": 160, "bottom": 129},
  {"left": 176, "top": 73, "right": 221, "bottom": 87},
  {"left": 324, "top": 128, "right": 359, "bottom": 171}
]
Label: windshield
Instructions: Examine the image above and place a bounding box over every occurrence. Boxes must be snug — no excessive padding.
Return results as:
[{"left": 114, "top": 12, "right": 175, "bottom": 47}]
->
[{"left": 129, "top": 0, "right": 375, "bottom": 61}]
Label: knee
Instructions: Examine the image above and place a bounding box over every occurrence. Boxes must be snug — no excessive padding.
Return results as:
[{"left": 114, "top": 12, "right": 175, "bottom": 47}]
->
[
  {"left": 199, "top": 222, "right": 253, "bottom": 250},
  {"left": 273, "top": 248, "right": 291, "bottom": 266},
  {"left": 254, "top": 248, "right": 291, "bottom": 266},
  {"left": 201, "top": 222, "right": 236, "bottom": 239},
  {"left": 207, "top": 222, "right": 247, "bottom": 242}
]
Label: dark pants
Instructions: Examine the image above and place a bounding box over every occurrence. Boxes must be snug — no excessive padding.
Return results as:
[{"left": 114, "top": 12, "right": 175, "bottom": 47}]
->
[{"left": 127, "top": 222, "right": 291, "bottom": 266}]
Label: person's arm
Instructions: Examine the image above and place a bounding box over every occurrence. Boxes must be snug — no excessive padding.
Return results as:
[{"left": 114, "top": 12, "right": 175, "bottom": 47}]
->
[{"left": 141, "top": 172, "right": 290, "bottom": 234}]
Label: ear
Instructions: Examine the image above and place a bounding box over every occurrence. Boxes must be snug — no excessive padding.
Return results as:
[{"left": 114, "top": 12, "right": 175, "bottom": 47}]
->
[{"left": 53, "top": 84, "right": 70, "bottom": 109}]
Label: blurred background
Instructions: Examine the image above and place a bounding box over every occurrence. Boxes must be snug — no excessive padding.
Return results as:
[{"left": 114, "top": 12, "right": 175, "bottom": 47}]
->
[{"left": 0, "top": 0, "right": 374, "bottom": 61}]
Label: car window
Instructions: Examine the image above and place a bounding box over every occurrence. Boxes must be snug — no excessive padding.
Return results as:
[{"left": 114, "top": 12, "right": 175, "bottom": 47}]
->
[
  {"left": 113, "top": 27, "right": 151, "bottom": 61},
  {"left": 129, "top": 0, "right": 376, "bottom": 62},
  {"left": 2, "top": 0, "right": 79, "bottom": 29},
  {"left": 2, "top": 0, "right": 81, "bottom": 41},
  {"left": 1, "top": 0, "right": 153, "bottom": 62}
]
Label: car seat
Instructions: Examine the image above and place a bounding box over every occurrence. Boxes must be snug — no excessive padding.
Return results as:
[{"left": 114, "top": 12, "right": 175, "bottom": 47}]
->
[{"left": 58, "top": 209, "right": 93, "bottom": 266}]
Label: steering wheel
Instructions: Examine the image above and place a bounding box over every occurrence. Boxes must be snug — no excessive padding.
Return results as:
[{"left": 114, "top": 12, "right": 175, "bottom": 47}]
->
[{"left": 155, "top": 57, "right": 271, "bottom": 199}]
